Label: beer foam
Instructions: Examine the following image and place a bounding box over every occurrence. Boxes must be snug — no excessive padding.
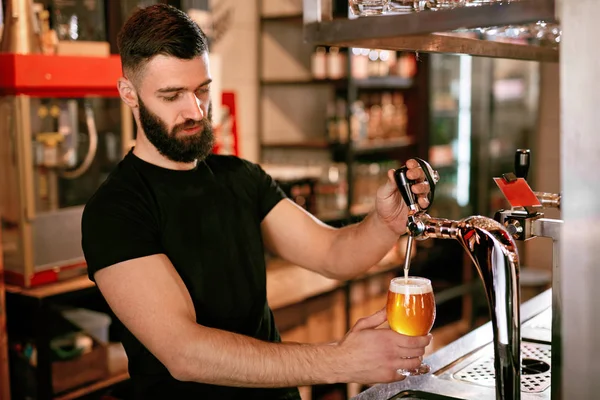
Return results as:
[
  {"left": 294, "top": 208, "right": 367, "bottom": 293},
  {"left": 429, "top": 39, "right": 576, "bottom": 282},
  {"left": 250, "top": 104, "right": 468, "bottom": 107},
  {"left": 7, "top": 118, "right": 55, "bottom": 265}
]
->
[{"left": 389, "top": 277, "right": 433, "bottom": 295}]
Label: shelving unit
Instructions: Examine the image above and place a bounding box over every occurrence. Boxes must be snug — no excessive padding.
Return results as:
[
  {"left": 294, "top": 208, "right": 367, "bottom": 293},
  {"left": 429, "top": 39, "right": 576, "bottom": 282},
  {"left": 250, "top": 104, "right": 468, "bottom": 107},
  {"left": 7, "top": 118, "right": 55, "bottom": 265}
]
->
[
  {"left": 0, "top": 52, "right": 132, "bottom": 400},
  {"left": 258, "top": 4, "right": 430, "bottom": 222},
  {"left": 4, "top": 279, "right": 121, "bottom": 400}
]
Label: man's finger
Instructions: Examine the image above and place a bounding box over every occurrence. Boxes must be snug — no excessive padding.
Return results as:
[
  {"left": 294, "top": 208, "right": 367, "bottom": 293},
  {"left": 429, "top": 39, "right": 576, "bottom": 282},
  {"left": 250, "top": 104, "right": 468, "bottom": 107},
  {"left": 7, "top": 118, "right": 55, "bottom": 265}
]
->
[
  {"left": 411, "top": 182, "right": 430, "bottom": 195},
  {"left": 406, "top": 166, "right": 425, "bottom": 181},
  {"left": 405, "top": 159, "right": 419, "bottom": 169},
  {"left": 418, "top": 196, "right": 430, "bottom": 209},
  {"left": 390, "top": 333, "right": 433, "bottom": 349}
]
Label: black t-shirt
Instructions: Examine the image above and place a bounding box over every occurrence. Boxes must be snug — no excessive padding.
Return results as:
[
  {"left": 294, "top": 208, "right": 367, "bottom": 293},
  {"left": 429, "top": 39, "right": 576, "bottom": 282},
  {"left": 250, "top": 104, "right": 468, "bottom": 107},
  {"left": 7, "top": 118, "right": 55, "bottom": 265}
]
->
[{"left": 81, "top": 150, "right": 300, "bottom": 400}]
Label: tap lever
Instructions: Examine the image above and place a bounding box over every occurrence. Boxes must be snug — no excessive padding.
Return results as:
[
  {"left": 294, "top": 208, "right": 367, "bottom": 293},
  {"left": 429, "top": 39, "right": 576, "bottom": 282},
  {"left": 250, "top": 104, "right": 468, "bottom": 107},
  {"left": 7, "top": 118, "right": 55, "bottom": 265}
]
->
[
  {"left": 515, "top": 149, "right": 531, "bottom": 180},
  {"left": 394, "top": 165, "right": 419, "bottom": 214},
  {"left": 393, "top": 157, "right": 438, "bottom": 214}
]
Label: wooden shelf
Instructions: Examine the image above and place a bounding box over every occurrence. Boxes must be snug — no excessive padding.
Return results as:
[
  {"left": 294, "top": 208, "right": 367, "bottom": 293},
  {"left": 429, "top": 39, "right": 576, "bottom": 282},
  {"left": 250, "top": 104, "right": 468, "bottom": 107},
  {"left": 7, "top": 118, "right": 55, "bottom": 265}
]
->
[
  {"left": 261, "top": 14, "right": 348, "bottom": 24},
  {"left": 261, "top": 77, "right": 413, "bottom": 90},
  {"left": 353, "top": 76, "right": 414, "bottom": 89},
  {"left": 261, "top": 14, "right": 303, "bottom": 23},
  {"left": 53, "top": 371, "right": 129, "bottom": 400},
  {"left": 0, "top": 54, "right": 122, "bottom": 97},
  {"left": 352, "top": 136, "right": 416, "bottom": 153},
  {"left": 5, "top": 275, "right": 95, "bottom": 299},
  {"left": 262, "top": 140, "right": 330, "bottom": 149},
  {"left": 303, "top": 0, "right": 558, "bottom": 62},
  {"left": 262, "top": 78, "right": 348, "bottom": 87}
]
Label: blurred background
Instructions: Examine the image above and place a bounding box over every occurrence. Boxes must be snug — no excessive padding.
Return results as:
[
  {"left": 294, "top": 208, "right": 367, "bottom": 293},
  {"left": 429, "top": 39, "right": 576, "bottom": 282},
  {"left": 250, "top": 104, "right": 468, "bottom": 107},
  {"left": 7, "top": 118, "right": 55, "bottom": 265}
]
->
[{"left": 0, "top": 0, "right": 560, "bottom": 399}]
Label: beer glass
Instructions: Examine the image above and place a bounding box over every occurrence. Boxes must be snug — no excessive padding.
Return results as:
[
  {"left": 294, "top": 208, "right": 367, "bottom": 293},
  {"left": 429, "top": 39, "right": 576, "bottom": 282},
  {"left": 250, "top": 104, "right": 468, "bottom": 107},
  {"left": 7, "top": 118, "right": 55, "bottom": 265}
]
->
[
  {"left": 349, "top": 0, "right": 390, "bottom": 16},
  {"left": 386, "top": 276, "right": 436, "bottom": 376}
]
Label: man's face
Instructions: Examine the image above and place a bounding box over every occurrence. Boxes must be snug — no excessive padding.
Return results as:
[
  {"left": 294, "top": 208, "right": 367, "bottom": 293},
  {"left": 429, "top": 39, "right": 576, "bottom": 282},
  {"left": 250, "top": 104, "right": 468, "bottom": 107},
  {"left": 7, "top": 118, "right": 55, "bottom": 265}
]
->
[{"left": 134, "top": 53, "right": 214, "bottom": 163}]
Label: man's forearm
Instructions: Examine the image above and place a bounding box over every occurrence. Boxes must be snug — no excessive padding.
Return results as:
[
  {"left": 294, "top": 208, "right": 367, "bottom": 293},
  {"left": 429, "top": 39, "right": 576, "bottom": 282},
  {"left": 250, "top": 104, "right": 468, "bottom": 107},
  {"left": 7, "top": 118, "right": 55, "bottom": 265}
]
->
[
  {"left": 324, "top": 211, "right": 404, "bottom": 279},
  {"left": 172, "top": 324, "right": 344, "bottom": 387}
]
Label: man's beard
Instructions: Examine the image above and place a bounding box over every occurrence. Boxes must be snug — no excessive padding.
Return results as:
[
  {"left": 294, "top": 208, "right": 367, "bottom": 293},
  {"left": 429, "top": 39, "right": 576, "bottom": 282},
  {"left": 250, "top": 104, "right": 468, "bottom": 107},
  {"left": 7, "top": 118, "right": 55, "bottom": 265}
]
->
[{"left": 138, "top": 97, "right": 215, "bottom": 163}]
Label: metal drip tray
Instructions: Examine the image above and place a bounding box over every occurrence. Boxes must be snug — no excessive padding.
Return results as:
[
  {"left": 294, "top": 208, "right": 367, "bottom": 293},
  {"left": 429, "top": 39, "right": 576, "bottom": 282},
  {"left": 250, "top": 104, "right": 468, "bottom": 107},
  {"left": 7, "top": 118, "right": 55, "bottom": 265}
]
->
[
  {"left": 522, "top": 307, "right": 552, "bottom": 343},
  {"left": 523, "top": 307, "right": 552, "bottom": 330},
  {"left": 450, "top": 342, "right": 551, "bottom": 394}
]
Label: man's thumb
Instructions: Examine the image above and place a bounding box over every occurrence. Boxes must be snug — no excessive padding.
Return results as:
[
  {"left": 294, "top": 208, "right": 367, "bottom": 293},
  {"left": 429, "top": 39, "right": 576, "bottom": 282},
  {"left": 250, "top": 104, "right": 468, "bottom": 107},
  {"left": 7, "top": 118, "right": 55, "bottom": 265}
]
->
[
  {"left": 351, "top": 308, "right": 387, "bottom": 332},
  {"left": 378, "top": 169, "right": 398, "bottom": 199}
]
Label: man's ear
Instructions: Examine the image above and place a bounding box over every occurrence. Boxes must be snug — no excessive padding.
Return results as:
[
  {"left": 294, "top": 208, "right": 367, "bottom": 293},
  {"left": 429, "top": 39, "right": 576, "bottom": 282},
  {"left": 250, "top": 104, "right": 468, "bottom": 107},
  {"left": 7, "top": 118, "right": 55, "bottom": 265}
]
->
[{"left": 117, "top": 77, "right": 139, "bottom": 109}]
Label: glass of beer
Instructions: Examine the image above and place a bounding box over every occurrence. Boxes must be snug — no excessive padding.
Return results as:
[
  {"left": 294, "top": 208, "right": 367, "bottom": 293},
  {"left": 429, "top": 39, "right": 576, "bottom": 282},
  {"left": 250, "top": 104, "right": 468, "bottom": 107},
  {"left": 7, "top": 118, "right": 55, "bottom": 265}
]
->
[{"left": 386, "top": 276, "right": 436, "bottom": 376}]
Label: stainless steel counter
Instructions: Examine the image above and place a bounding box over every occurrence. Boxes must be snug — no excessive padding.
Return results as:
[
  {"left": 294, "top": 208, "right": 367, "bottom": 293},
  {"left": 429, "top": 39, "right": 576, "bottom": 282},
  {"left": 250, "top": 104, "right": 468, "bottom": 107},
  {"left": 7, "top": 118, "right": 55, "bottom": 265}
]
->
[{"left": 353, "top": 290, "right": 552, "bottom": 400}]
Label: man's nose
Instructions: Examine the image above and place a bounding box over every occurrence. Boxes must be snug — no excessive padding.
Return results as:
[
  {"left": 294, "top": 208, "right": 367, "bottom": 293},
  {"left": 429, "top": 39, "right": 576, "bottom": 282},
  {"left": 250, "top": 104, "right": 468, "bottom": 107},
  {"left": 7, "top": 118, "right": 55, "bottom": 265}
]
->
[{"left": 181, "top": 93, "right": 205, "bottom": 121}]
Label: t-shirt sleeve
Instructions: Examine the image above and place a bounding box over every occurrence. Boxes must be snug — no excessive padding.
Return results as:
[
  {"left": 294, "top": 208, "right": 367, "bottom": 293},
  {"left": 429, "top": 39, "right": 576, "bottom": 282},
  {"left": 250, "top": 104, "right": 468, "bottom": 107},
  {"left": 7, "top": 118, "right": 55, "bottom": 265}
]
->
[
  {"left": 81, "top": 191, "right": 162, "bottom": 281},
  {"left": 245, "top": 161, "right": 287, "bottom": 220}
]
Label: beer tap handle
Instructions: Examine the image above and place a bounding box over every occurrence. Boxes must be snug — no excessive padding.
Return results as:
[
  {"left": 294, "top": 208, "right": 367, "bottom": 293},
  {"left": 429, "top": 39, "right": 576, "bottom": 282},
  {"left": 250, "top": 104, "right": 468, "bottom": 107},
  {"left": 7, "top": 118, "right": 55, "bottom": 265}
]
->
[
  {"left": 515, "top": 149, "right": 531, "bottom": 180},
  {"left": 393, "top": 157, "right": 438, "bottom": 278},
  {"left": 393, "top": 157, "right": 438, "bottom": 214}
]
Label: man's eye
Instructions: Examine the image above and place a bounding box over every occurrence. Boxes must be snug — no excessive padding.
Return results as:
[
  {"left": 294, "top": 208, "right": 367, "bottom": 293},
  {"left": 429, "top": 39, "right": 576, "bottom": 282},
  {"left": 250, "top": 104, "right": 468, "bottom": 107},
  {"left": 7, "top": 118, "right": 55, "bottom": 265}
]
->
[
  {"left": 197, "top": 87, "right": 210, "bottom": 95},
  {"left": 163, "top": 94, "right": 180, "bottom": 102}
]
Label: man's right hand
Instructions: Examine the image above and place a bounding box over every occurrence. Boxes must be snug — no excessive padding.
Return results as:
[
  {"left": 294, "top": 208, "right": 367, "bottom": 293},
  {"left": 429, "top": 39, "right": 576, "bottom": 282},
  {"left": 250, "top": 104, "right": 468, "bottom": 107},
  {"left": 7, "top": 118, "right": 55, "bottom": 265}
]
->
[{"left": 334, "top": 308, "right": 432, "bottom": 385}]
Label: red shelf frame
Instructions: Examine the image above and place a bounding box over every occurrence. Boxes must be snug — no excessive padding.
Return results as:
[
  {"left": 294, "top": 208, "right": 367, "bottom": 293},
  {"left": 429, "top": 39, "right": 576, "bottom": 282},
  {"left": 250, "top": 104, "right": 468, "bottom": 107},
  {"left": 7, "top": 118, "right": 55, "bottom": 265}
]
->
[{"left": 0, "top": 54, "right": 122, "bottom": 97}]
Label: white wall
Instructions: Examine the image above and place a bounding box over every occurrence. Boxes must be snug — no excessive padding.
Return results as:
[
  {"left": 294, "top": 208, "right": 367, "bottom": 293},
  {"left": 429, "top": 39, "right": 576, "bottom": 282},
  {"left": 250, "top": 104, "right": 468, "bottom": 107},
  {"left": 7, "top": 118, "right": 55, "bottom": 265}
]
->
[{"left": 210, "top": 0, "right": 260, "bottom": 162}]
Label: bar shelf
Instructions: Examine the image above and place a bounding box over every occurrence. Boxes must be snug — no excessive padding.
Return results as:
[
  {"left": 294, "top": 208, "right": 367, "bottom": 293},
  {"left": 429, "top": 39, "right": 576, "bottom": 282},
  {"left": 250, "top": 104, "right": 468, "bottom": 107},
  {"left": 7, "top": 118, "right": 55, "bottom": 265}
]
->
[{"left": 303, "top": 0, "right": 558, "bottom": 62}]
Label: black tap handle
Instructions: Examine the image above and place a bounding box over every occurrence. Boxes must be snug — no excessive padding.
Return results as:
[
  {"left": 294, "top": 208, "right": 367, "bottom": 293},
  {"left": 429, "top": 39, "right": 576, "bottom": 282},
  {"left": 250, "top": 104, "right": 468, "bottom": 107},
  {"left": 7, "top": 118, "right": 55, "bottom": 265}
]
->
[
  {"left": 394, "top": 166, "right": 418, "bottom": 212},
  {"left": 515, "top": 149, "right": 531, "bottom": 180},
  {"left": 393, "top": 157, "right": 436, "bottom": 213}
]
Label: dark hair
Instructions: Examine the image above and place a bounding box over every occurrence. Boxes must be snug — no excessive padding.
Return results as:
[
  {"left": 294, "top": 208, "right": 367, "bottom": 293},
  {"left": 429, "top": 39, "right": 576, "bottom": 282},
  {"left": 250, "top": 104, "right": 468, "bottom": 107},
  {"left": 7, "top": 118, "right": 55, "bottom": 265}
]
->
[{"left": 117, "top": 4, "right": 208, "bottom": 80}]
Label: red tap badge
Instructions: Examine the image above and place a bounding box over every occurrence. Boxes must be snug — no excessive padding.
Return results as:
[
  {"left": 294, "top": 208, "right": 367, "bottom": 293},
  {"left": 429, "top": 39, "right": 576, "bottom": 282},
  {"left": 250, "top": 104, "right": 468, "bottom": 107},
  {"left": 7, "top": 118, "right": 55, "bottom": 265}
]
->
[{"left": 493, "top": 176, "right": 541, "bottom": 208}]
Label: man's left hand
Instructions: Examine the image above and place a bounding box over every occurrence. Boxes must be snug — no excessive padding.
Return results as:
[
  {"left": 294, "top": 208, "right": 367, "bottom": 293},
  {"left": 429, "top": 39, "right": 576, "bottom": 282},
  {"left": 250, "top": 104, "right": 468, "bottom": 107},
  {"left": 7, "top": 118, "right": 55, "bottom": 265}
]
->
[{"left": 375, "top": 159, "right": 431, "bottom": 236}]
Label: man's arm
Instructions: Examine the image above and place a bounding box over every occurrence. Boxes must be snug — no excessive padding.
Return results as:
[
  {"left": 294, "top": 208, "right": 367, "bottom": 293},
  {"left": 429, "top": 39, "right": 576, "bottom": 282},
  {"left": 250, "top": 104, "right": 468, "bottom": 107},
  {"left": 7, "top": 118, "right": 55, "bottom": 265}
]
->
[
  {"left": 261, "top": 200, "right": 399, "bottom": 280},
  {"left": 262, "top": 164, "right": 430, "bottom": 281},
  {"left": 94, "top": 254, "right": 427, "bottom": 387}
]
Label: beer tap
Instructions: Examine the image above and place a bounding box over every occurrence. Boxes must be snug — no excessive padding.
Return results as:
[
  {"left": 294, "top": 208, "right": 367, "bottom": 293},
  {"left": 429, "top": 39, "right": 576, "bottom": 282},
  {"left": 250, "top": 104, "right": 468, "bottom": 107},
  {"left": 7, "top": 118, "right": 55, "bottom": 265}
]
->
[
  {"left": 395, "top": 158, "right": 522, "bottom": 400},
  {"left": 493, "top": 149, "right": 563, "bottom": 400},
  {"left": 393, "top": 158, "right": 438, "bottom": 278}
]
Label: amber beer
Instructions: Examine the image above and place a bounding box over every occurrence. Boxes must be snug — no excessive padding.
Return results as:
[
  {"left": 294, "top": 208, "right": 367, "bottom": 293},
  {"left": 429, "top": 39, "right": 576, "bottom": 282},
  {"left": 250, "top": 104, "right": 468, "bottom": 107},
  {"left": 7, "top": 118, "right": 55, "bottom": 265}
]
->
[{"left": 386, "top": 277, "right": 436, "bottom": 336}]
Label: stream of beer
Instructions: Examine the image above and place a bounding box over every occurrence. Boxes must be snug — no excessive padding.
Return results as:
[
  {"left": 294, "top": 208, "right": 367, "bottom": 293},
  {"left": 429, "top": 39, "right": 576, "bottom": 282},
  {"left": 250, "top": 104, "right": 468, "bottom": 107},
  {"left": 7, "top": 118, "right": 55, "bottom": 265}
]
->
[{"left": 403, "top": 235, "right": 413, "bottom": 282}]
